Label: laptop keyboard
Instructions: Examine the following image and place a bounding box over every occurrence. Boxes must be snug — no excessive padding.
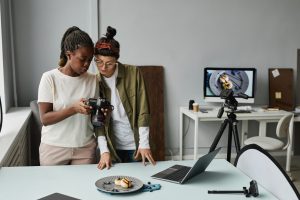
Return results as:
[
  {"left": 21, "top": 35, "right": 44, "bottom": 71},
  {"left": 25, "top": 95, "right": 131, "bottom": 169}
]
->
[{"left": 164, "top": 166, "right": 191, "bottom": 182}]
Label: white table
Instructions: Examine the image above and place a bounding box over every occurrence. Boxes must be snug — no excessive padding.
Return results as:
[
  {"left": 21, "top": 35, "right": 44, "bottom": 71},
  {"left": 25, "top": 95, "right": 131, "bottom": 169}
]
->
[
  {"left": 0, "top": 159, "right": 278, "bottom": 200},
  {"left": 179, "top": 106, "right": 293, "bottom": 160}
]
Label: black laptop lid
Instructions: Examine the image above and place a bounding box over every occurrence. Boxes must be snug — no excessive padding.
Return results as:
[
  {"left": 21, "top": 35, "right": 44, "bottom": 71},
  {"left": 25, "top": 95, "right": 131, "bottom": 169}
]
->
[{"left": 181, "top": 147, "right": 221, "bottom": 183}]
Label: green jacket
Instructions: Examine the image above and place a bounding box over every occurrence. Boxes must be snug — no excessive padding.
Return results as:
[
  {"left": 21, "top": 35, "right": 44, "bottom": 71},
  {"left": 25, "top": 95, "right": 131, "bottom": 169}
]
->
[{"left": 96, "top": 62, "right": 150, "bottom": 162}]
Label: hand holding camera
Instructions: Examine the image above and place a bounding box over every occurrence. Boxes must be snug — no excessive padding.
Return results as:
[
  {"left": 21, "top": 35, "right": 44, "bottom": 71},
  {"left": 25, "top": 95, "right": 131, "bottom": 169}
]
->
[
  {"left": 72, "top": 98, "right": 93, "bottom": 115},
  {"left": 85, "top": 98, "right": 114, "bottom": 127}
]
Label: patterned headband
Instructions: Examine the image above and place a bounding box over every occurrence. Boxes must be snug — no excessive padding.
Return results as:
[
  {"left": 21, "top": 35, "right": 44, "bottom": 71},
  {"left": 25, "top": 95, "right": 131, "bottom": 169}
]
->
[{"left": 95, "top": 42, "right": 119, "bottom": 53}]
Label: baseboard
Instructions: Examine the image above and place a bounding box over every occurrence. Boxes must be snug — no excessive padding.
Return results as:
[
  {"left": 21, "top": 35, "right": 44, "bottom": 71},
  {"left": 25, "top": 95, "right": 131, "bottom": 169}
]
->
[
  {"left": 166, "top": 152, "right": 229, "bottom": 161},
  {"left": 165, "top": 150, "right": 292, "bottom": 161}
]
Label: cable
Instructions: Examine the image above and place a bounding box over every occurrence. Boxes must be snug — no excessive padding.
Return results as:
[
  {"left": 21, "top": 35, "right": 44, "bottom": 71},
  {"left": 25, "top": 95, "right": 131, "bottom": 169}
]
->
[{"left": 0, "top": 97, "right": 2, "bottom": 132}]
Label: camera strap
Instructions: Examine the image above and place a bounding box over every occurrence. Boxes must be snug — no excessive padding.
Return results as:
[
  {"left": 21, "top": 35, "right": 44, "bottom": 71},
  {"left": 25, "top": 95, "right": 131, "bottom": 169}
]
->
[{"left": 98, "top": 81, "right": 106, "bottom": 99}]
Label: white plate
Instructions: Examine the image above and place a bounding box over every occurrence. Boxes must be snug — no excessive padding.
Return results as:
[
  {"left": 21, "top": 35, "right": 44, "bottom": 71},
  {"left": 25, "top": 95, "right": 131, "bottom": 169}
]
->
[{"left": 95, "top": 175, "right": 143, "bottom": 194}]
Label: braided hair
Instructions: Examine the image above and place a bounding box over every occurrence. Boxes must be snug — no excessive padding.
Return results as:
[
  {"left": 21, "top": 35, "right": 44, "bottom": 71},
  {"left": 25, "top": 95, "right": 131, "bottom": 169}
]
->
[
  {"left": 94, "top": 26, "right": 120, "bottom": 59},
  {"left": 58, "top": 26, "right": 94, "bottom": 67}
]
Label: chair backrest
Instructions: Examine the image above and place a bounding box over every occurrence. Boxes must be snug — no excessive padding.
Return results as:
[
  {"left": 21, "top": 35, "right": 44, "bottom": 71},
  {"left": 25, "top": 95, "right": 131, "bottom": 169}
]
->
[
  {"left": 234, "top": 144, "right": 300, "bottom": 200},
  {"left": 276, "top": 114, "right": 294, "bottom": 138},
  {"left": 30, "top": 100, "right": 42, "bottom": 165},
  {"left": 30, "top": 100, "right": 42, "bottom": 131}
]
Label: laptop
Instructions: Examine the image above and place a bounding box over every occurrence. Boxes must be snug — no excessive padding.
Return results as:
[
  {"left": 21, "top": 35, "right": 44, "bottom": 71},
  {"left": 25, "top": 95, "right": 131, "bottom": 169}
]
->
[
  {"left": 151, "top": 148, "right": 221, "bottom": 184},
  {"left": 38, "top": 193, "right": 80, "bottom": 200}
]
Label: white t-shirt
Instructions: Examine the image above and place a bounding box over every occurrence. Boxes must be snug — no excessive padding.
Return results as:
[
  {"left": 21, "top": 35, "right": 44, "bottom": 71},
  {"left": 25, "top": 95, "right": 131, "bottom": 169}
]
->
[
  {"left": 38, "top": 68, "right": 98, "bottom": 147},
  {"left": 104, "top": 66, "right": 136, "bottom": 150}
]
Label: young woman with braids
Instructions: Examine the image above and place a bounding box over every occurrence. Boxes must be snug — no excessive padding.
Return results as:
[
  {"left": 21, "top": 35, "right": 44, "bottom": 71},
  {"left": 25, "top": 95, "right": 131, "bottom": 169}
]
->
[
  {"left": 38, "top": 26, "right": 98, "bottom": 165},
  {"left": 95, "top": 26, "right": 156, "bottom": 170}
]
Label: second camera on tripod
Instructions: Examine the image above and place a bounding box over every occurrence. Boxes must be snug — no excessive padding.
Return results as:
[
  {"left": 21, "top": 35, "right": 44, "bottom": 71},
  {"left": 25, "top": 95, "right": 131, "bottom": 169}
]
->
[{"left": 217, "top": 89, "right": 249, "bottom": 118}]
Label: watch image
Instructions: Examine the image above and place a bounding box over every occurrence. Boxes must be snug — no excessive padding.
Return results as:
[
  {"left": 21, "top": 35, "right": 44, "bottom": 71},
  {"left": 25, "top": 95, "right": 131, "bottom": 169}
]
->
[{"left": 208, "top": 70, "right": 249, "bottom": 96}]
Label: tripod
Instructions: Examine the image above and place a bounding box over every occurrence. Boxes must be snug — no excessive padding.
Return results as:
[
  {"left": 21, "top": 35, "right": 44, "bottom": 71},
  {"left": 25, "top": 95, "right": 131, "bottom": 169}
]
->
[{"left": 209, "top": 108, "right": 241, "bottom": 162}]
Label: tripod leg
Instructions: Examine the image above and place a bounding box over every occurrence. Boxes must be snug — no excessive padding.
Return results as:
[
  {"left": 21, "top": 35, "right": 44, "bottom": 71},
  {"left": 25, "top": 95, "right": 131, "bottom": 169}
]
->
[
  {"left": 227, "top": 122, "right": 233, "bottom": 162},
  {"left": 232, "top": 121, "right": 241, "bottom": 152},
  {"left": 209, "top": 119, "right": 228, "bottom": 153}
]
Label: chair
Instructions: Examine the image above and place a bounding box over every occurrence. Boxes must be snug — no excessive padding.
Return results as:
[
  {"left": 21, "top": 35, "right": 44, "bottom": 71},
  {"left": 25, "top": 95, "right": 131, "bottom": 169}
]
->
[
  {"left": 29, "top": 100, "right": 42, "bottom": 165},
  {"left": 244, "top": 114, "right": 294, "bottom": 172},
  {"left": 234, "top": 144, "right": 300, "bottom": 200}
]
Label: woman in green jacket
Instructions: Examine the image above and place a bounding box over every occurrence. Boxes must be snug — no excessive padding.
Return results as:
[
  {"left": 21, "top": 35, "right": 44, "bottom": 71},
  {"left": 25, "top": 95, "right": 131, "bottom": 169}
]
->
[{"left": 95, "top": 26, "right": 156, "bottom": 170}]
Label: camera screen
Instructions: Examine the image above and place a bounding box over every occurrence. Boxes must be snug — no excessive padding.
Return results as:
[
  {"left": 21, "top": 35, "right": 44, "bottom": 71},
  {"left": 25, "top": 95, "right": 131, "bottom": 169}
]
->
[{"left": 204, "top": 67, "right": 256, "bottom": 99}]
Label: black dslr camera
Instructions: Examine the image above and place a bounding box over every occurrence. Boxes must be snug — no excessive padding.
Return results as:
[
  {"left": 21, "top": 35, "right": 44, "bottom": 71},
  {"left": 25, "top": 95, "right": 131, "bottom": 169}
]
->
[
  {"left": 86, "top": 98, "right": 114, "bottom": 127},
  {"left": 217, "top": 89, "right": 248, "bottom": 118},
  {"left": 220, "top": 89, "right": 238, "bottom": 111}
]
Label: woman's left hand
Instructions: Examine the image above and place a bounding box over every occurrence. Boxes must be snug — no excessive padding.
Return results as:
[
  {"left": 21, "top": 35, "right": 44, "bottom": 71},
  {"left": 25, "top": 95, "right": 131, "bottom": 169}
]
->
[
  {"left": 97, "top": 152, "right": 112, "bottom": 170},
  {"left": 134, "top": 148, "right": 156, "bottom": 166}
]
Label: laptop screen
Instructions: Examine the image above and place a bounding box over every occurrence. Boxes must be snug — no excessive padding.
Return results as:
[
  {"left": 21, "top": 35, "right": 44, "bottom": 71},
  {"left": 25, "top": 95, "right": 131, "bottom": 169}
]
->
[{"left": 182, "top": 148, "right": 221, "bottom": 183}]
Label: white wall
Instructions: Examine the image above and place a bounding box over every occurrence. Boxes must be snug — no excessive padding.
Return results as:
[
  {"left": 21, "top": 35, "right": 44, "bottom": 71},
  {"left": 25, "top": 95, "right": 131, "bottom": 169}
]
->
[
  {"left": 10, "top": 0, "right": 98, "bottom": 106},
  {"left": 6, "top": 0, "right": 300, "bottom": 155},
  {"left": 98, "top": 0, "right": 300, "bottom": 155}
]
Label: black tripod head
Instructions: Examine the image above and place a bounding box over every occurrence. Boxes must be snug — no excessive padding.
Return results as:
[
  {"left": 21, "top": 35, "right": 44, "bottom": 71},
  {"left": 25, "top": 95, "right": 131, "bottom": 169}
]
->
[
  {"left": 208, "top": 179, "right": 259, "bottom": 197},
  {"left": 217, "top": 89, "right": 248, "bottom": 118}
]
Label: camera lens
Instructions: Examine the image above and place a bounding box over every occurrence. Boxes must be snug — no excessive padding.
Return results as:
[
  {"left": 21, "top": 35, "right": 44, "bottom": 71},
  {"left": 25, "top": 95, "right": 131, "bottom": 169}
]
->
[{"left": 91, "top": 110, "right": 105, "bottom": 127}]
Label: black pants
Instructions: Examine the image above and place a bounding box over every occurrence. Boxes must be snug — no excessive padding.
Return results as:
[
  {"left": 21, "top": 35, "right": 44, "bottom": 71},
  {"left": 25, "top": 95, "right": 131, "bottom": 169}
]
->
[{"left": 116, "top": 150, "right": 137, "bottom": 163}]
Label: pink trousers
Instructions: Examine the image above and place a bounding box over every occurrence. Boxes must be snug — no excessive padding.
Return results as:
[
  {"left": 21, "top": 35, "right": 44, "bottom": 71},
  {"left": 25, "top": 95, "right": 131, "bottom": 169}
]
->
[{"left": 39, "top": 139, "right": 97, "bottom": 166}]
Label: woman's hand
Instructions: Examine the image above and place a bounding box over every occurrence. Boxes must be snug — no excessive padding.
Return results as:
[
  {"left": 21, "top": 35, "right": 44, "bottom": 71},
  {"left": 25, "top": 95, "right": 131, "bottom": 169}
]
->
[
  {"left": 73, "top": 98, "right": 91, "bottom": 115},
  {"left": 97, "top": 152, "right": 112, "bottom": 170},
  {"left": 39, "top": 98, "right": 91, "bottom": 126},
  {"left": 134, "top": 148, "right": 156, "bottom": 166},
  {"left": 101, "top": 106, "right": 113, "bottom": 124}
]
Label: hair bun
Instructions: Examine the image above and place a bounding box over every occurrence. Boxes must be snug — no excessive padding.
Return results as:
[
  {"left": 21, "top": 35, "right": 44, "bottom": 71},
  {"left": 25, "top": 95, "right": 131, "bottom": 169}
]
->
[{"left": 106, "top": 26, "right": 117, "bottom": 39}]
